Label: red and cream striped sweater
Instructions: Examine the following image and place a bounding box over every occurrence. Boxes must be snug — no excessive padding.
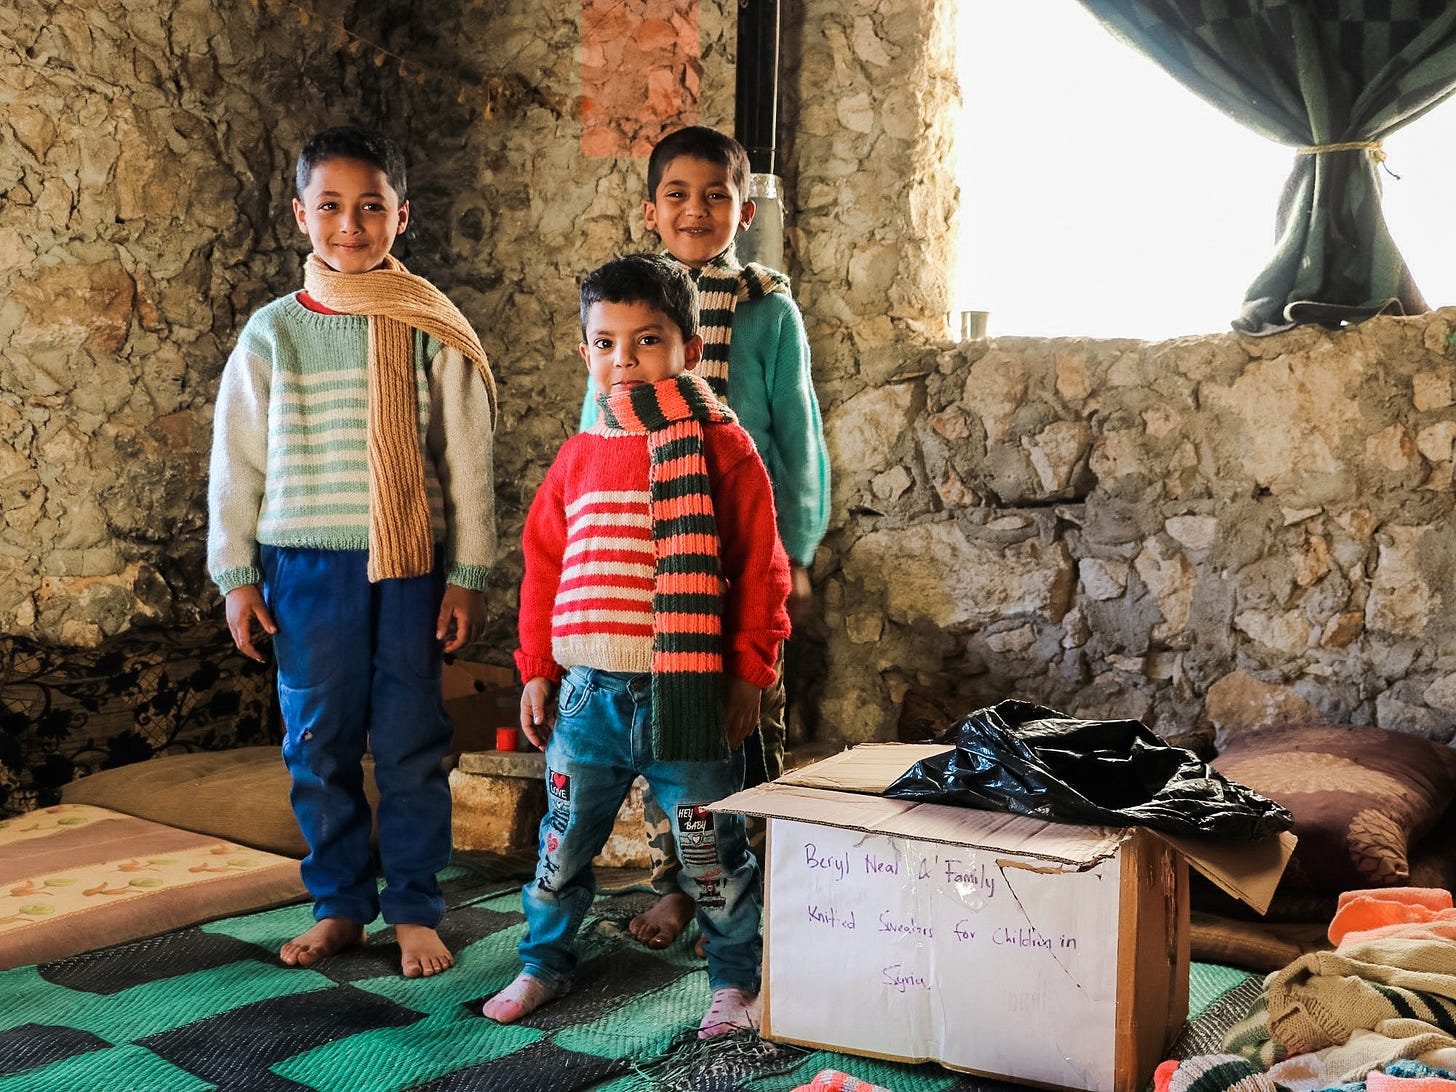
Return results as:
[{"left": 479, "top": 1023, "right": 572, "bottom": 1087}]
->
[{"left": 515, "top": 421, "right": 790, "bottom": 691}]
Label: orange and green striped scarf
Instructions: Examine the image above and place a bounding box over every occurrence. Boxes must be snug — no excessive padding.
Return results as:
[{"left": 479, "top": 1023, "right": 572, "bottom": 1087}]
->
[{"left": 599, "top": 372, "right": 735, "bottom": 761}]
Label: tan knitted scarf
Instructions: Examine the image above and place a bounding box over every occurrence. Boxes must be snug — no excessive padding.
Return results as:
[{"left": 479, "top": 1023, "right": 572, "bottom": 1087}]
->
[{"left": 304, "top": 253, "right": 497, "bottom": 582}]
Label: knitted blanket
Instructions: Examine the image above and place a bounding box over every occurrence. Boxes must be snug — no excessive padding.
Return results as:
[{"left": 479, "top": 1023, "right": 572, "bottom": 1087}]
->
[{"left": 1215, "top": 892, "right": 1456, "bottom": 1086}]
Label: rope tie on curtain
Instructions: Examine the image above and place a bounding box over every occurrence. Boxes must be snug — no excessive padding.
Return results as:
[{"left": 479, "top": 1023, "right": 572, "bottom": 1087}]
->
[{"left": 1297, "top": 140, "right": 1399, "bottom": 178}]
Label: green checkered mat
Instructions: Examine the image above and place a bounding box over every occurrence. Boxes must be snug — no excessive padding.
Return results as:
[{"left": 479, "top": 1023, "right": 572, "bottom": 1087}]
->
[{"left": 0, "top": 865, "right": 1258, "bottom": 1092}]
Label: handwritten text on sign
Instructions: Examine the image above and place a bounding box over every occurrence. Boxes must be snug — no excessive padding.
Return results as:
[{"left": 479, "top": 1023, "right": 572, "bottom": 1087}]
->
[{"left": 800, "top": 839, "right": 1075, "bottom": 951}]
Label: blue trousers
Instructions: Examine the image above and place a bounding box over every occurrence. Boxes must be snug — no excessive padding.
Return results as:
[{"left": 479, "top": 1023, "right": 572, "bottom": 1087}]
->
[
  {"left": 519, "top": 667, "right": 762, "bottom": 993},
  {"left": 260, "top": 545, "right": 453, "bottom": 926}
]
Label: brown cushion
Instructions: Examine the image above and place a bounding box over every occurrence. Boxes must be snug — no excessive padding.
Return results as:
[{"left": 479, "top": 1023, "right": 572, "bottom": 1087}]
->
[
  {"left": 60, "top": 748, "right": 378, "bottom": 858},
  {"left": 1190, "top": 910, "right": 1330, "bottom": 973},
  {"left": 0, "top": 804, "right": 305, "bottom": 970},
  {"left": 1213, "top": 724, "right": 1456, "bottom": 892}
]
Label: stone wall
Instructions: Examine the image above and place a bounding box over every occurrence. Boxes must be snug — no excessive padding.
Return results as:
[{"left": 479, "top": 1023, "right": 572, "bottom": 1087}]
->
[
  {"left": 4, "top": 0, "right": 1454, "bottom": 749},
  {"left": 818, "top": 315, "right": 1456, "bottom": 746},
  {"left": 0, "top": 0, "right": 408, "bottom": 644},
  {"left": 391, "top": 0, "right": 737, "bottom": 640}
]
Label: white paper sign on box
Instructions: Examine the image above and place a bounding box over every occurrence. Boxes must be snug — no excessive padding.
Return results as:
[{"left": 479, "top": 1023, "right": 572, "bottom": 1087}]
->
[{"left": 764, "top": 812, "right": 1129, "bottom": 1089}]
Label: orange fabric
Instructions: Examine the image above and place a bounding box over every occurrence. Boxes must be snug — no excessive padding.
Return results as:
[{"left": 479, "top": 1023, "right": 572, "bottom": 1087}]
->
[
  {"left": 790, "top": 1070, "right": 894, "bottom": 1092},
  {"left": 1330, "top": 888, "right": 1456, "bottom": 946}
]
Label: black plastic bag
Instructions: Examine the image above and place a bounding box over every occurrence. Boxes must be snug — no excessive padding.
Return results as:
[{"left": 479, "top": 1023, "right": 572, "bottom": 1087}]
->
[{"left": 883, "top": 698, "right": 1293, "bottom": 840}]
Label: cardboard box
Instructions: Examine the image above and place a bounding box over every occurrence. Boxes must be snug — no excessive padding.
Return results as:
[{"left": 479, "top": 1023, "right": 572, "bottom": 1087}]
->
[
  {"left": 441, "top": 658, "right": 521, "bottom": 756},
  {"left": 714, "top": 743, "right": 1293, "bottom": 1092}
]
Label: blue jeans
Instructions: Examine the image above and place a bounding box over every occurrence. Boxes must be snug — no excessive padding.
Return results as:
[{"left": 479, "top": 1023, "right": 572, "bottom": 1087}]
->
[
  {"left": 260, "top": 545, "right": 453, "bottom": 927},
  {"left": 519, "top": 667, "right": 762, "bottom": 993}
]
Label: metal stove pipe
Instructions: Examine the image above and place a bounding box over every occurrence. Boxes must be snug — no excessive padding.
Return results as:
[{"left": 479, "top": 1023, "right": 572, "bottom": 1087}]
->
[{"left": 735, "top": 0, "right": 785, "bottom": 269}]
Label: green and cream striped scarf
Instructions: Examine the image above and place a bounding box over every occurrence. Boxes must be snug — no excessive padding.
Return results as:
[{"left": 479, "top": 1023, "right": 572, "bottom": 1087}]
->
[{"left": 682, "top": 248, "right": 790, "bottom": 398}]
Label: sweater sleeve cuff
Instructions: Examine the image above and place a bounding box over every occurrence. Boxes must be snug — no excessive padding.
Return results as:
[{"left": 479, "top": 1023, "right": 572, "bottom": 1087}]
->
[
  {"left": 727, "top": 634, "right": 782, "bottom": 689},
  {"left": 514, "top": 650, "right": 564, "bottom": 684},
  {"left": 446, "top": 562, "right": 491, "bottom": 592},
  {"left": 214, "top": 567, "right": 263, "bottom": 596}
]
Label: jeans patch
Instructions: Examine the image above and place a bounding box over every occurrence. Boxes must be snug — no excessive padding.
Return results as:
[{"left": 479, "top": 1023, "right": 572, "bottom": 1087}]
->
[
  {"left": 676, "top": 803, "right": 721, "bottom": 883},
  {"left": 547, "top": 768, "right": 571, "bottom": 804}
]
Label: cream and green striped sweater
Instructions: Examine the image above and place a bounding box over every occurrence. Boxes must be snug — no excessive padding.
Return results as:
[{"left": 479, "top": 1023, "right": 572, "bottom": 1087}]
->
[{"left": 207, "top": 294, "right": 495, "bottom": 594}]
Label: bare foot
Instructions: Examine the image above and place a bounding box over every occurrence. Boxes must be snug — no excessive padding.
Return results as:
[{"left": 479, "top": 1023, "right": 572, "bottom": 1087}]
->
[
  {"left": 280, "top": 917, "right": 365, "bottom": 968},
  {"left": 481, "top": 971, "right": 564, "bottom": 1023},
  {"left": 628, "top": 891, "right": 695, "bottom": 950},
  {"left": 397, "top": 923, "right": 454, "bottom": 978}
]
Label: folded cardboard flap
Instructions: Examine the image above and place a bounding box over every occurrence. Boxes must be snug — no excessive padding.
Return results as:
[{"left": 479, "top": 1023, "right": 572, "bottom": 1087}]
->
[
  {"left": 781, "top": 742, "right": 953, "bottom": 793},
  {"left": 1158, "top": 828, "right": 1296, "bottom": 916},
  {"left": 716, "top": 781, "right": 1130, "bottom": 870},
  {"left": 744, "top": 741, "right": 1293, "bottom": 913}
]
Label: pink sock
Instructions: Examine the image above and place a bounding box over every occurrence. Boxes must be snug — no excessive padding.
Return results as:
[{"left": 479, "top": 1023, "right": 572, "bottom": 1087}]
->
[
  {"left": 698, "top": 986, "right": 759, "bottom": 1038},
  {"left": 480, "top": 971, "right": 563, "bottom": 1023}
]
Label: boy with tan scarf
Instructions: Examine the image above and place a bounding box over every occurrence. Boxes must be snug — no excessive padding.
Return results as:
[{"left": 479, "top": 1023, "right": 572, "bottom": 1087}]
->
[{"left": 208, "top": 126, "right": 496, "bottom": 978}]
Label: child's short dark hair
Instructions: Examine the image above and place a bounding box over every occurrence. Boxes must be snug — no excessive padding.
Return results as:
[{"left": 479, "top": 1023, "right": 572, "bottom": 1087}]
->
[
  {"left": 580, "top": 254, "right": 699, "bottom": 342},
  {"left": 295, "top": 126, "right": 408, "bottom": 201},
  {"left": 646, "top": 126, "right": 751, "bottom": 202}
]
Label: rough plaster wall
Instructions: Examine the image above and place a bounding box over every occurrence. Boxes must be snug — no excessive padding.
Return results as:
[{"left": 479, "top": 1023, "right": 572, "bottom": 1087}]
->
[
  {"left": 776, "top": 0, "right": 958, "bottom": 741},
  {"left": 0, "top": 0, "right": 718, "bottom": 650},
  {"left": 781, "top": 0, "right": 958, "bottom": 370},
  {"left": 0, "top": 0, "right": 410, "bottom": 644},
  {"left": 4, "top": 0, "right": 1455, "bottom": 748}
]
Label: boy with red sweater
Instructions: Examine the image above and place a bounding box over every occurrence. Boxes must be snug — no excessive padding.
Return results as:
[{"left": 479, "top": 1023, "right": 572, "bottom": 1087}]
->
[{"left": 482, "top": 253, "right": 790, "bottom": 1036}]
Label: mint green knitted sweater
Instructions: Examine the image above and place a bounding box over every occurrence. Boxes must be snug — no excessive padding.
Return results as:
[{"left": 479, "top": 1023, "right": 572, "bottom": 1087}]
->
[{"left": 207, "top": 294, "right": 496, "bottom": 594}]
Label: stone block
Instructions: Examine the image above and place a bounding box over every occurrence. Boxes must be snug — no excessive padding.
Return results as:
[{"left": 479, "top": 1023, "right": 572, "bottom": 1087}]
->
[
  {"left": 449, "top": 752, "right": 650, "bottom": 867},
  {"left": 448, "top": 758, "right": 546, "bottom": 856}
]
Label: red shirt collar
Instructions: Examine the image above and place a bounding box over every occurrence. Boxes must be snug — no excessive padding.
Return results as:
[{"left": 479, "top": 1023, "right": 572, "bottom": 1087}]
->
[{"left": 296, "top": 290, "right": 347, "bottom": 315}]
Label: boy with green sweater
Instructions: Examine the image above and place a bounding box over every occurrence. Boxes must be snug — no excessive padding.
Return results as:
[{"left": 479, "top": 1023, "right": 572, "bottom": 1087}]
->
[{"left": 579, "top": 125, "right": 830, "bottom": 950}]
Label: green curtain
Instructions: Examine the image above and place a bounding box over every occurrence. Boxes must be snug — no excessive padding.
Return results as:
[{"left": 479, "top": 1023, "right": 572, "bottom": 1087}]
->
[{"left": 1078, "top": 0, "right": 1456, "bottom": 335}]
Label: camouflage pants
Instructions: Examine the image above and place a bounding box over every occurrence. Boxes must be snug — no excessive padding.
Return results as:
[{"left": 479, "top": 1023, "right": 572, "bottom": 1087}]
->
[{"left": 644, "top": 650, "right": 787, "bottom": 895}]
